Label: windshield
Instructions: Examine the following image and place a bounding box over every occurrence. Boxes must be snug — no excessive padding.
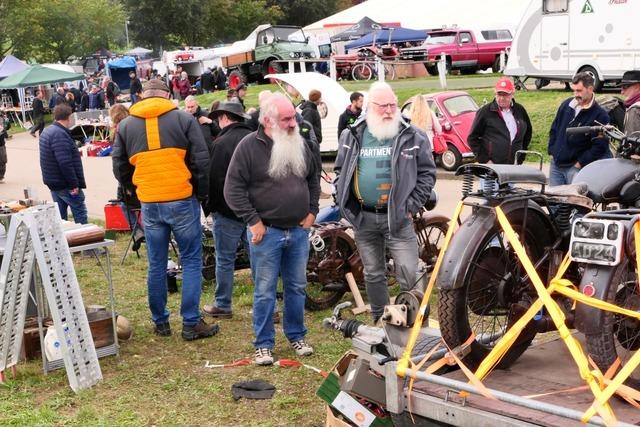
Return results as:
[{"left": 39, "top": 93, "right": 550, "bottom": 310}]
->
[
  {"left": 424, "top": 32, "right": 457, "bottom": 45},
  {"left": 272, "top": 27, "right": 307, "bottom": 42},
  {"left": 442, "top": 95, "right": 478, "bottom": 117}
]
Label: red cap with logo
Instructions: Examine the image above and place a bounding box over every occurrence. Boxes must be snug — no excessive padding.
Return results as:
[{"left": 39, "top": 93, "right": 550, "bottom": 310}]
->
[{"left": 495, "top": 77, "right": 515, "bottom": 94}]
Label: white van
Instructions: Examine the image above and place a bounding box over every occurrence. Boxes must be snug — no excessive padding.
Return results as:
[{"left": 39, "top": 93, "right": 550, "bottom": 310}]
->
[{"left": 505, "top": 0, "right": 640, "bottom": 90}]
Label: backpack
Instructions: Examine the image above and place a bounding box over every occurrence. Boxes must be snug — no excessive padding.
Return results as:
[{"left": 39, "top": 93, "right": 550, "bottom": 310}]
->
[
  {"left": 111, "top": 82, "right": 121, "bottom": 96},
  {"left": 596, "top": 95, "right": 626, "bottom": 132}
]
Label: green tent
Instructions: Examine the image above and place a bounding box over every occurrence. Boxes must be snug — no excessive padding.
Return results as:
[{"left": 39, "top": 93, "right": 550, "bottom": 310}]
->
[{"left": 0, "top": 64, "right": 84, "bottom": 88}]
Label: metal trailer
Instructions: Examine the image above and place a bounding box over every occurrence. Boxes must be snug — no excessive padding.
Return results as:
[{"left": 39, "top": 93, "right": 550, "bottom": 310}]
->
[{"left": 326, "top": 316, "right": 640, "bottom": 427}]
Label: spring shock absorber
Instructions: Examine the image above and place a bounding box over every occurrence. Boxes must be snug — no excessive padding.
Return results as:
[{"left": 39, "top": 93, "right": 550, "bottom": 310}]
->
[
  {"left": 462, "top": 173, "right": 474, "bottom": 197},
  {"left": 482, "top": 176, "right": 498, "bottom": 195},
  {"left": 555, "top": 204, "right": 571, "bottom": 232}
]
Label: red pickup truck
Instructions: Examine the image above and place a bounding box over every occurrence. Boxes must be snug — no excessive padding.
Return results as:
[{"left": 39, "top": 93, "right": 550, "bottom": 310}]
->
[{"left": 401, "top": 28, "right": 512, "bottom": 75}]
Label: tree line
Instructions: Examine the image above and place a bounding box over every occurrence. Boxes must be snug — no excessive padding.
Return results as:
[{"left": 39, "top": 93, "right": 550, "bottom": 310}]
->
[{"left": 1, "top": 0, "right": 360, "bottom": 63}]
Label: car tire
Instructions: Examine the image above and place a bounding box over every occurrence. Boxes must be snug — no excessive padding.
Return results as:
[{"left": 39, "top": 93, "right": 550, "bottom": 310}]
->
[
  {"left": 440, "top": 144, "right": 462, "bottom": 172},
  {"left": 426, "top": 65, "right": 438, "bottom": 76},
  {"left": 580, "top": 65, "right": 603, "bottom": 92}
]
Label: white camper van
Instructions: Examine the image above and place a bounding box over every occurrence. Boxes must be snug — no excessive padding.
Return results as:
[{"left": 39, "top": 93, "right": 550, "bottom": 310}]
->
[{"left": 505, "top": 0, "right": 640, "bottom": 91}]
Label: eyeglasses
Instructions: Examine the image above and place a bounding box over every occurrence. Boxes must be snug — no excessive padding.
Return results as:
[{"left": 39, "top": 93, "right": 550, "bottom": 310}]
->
[{"left": 371, "top": 101, "right": 398, "bottom": 111}]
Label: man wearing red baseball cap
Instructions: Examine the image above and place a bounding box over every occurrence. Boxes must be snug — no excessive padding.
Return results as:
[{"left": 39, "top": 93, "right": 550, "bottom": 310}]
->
[{"left": 468, "top": 77, "right": 532, "bottom": 165}]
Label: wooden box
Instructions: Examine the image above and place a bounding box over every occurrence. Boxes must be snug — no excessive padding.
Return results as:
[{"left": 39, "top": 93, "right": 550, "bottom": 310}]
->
[{"left": 222, "top": 51, "right": 254, "bottom": 68}]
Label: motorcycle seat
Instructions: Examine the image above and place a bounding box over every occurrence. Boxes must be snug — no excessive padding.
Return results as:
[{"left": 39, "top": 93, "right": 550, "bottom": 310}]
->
[
  {"left": 573, "top": 158, "right": 639, "bottom": 203},
  {"left": 456, "top": 163, "right": 547, "bottom": 186}
]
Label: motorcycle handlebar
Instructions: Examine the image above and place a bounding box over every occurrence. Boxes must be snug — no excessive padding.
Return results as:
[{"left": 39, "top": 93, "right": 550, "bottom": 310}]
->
[{"left": 565, "top": 126, "right": 598, "bottom": 136}]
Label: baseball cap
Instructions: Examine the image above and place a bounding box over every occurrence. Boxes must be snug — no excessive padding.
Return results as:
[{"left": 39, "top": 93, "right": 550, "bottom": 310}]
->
[
  {"left": 495, "top": 77, "right": 515, "bottom": 94},
  {"left": 143, "top": 79, "right": 170, "bottom": 93}
]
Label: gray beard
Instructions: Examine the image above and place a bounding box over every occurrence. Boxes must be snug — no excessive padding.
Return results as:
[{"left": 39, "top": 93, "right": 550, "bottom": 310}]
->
[
  {"left": 267, "top": 126, "right": 307, "bottom": 179},
  {"left": 366, "top": 110, "right": 401, "bottom": 140}
]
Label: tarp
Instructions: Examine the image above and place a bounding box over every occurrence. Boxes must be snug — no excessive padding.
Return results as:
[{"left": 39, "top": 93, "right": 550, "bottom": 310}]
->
[
  {"left": 106, "top": 56, "right": 137, "bottom": 90},
  {"left": 126, "top": 47, "right": 152, "bottom": 56},
  {"left": 345, "top": 27, "right": 429, "bottom": 50},
  {"left": 0, "top": 55, "right": 29, "bottom": 79},
  {"left": 330, "top": 16, "right": 384, "bottom": 42},
  {"left": 0, "top": 64, "right": 85, "bottom": 88}
]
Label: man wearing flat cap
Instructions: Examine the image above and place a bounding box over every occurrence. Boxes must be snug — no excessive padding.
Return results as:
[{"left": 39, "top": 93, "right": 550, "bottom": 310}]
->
[
  {"left": 203, "top": 102, "right": 253, "bottom": 319},
  {"left": 112, "top": 78, "right": 219, "bottom": 341},
  {"left": 300, "top": 89, "right": 323, "bottom": 144},
  {"left": 621, "top": 70, "right": 640, "bottom": 136}
]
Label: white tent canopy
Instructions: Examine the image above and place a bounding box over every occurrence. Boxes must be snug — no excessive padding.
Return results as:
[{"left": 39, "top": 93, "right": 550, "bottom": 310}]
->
[{"left": 305, "top": 0, "right": 531, "bottom": 36}]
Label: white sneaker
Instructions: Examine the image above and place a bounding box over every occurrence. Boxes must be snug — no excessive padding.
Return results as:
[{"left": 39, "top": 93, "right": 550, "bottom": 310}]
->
[
  {"left": 254, "top": 348, "right": 274, "bottom": 366},
  {"left": 290, "top": 340, "right": 314, "bottom": 357}
]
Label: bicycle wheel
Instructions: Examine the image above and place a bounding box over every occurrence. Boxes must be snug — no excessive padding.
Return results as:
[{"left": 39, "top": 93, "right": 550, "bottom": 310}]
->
[{"left": 352, "top": 63, "right": 373, "bottom": 81}]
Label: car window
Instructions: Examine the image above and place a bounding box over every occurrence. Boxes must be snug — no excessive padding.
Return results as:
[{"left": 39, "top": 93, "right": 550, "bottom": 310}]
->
[
  {"left": 442, "top": 95, "right": 478, "bottom": 117},
  {"left": 459, "top": 33, "right": 472, "bottom": 44},
  {"left": 427, "top": 100, "right": 444, "bottom": 119}
]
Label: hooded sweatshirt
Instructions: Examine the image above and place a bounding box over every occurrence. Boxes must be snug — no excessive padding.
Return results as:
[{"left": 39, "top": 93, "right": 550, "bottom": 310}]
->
[{"left": 112, "top": 96, "right": 209, "bottom": 203}]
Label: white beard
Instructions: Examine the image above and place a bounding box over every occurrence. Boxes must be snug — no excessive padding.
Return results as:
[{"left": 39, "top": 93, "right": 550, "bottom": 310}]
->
[
  {"left": 267, "top": 125, "right": 307, "bottom": 179},
  {"left": 366, "top": 110, "right": 401, "bottom": 140}
]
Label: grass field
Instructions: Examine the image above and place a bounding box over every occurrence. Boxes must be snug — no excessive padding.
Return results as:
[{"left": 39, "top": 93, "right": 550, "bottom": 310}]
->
[{"left": 0, "top": 75, "right": 576, "bottom": 426}]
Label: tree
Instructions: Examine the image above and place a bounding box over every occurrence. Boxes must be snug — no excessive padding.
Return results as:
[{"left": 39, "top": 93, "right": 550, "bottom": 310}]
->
[{"left": 268, "top": 0, "right": 339, "bottom": 27}]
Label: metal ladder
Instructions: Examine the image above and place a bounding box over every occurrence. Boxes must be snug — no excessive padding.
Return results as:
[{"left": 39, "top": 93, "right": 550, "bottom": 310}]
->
[{"left": 0, "top": 204, "right": 102, "bottom": 392}]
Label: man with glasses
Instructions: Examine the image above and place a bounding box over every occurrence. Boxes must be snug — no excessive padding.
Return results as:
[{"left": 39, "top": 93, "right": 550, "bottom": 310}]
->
[
  {"left": 468, "top": 77, "right": 532, "bottom": 165},
  {"left": 548, "top": 72, "right": 610, "bottom": 186},
  {"left": 334, "top": 81, "right": 436, "bottom": 323},
  {"left": 621, "top": 70, "right": 640, "bottom": 136}
]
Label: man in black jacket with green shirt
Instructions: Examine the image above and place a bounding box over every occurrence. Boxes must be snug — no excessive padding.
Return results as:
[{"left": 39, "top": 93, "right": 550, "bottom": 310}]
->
[
  {"left": 468, "top": 77, "right": 532, "bottom": 165},
  {"left": 203, "top": 101, "right": 252, "bottom": 319},
  {"left": 224, "top": 93, "right": 319, "bottom": 366}
]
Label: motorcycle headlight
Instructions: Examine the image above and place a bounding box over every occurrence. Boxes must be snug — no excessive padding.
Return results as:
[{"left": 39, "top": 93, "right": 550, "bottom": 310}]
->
[{"left": 289, "top": 52, "right": 296, "bottom": 58}]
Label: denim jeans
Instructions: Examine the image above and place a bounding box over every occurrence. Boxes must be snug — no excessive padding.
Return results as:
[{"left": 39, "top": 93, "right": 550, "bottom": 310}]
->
[
  {"left": 212, "top": 213, "right": 248, "bottom": 310},
  {"left": 142, "top": 196, "right": 202, "bottom": 326},
  {"left": 248, "top": 225, "right": 308, "bottom": 349},
  {"left": 353, "top": 212, "right": 418, "bottom": 320},
  {"left": 549, "top": 158, "right": 580, "bottom": 186},
  {"left": 51, "top": 189, "right": 88, "bottom": 224}
]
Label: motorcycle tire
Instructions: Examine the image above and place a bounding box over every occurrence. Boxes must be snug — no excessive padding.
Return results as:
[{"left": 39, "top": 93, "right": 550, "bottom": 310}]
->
[
  {"left": 438, "top": 208, "right": 553, "bottom": 369},
  {"left": 415, "top": 219, "right": 448, "bottom": 272},
  {"left": 305, "top": 232, "right": 353, "bottom": 311},
  {"left": 585, "top": 259, "right": 640, "bottom": 388}
]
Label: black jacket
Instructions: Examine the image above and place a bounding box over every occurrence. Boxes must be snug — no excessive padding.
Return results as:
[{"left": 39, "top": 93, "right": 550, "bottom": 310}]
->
[
  {"left": 191, "top": 106, "right": 214, "bottom": 155},
  {"left": 207, "top": 122, "right": 253, "bottom": 219},
  {"left": 468, "top": 99, "right": 532, "bottom": 164},
  {"left": 224, "top": 126, "right": 320, "bottom": 228},
  {"left": 39, "top": 122, "right": 86, "bottom": 191},
  {"left": 32, "top": 98, "right": 45, "bottom": 120},
  {"left": 337, "top": 106, "right": 361, "bottom": 138},
  {"left": 200, "top": 71, "right": 214, "bottom": 92},
  {"left": 300, "top": 101, "right": 322, "bottom": 143},
  {"left": 130, "top": 77, "right": 143, "bottom": 96}
]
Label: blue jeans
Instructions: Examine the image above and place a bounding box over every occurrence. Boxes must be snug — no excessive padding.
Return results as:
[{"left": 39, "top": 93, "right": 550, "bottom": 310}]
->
[
  {"left": 248, "top": 225, "right": 309, "bottom": 349},
  {"left": 549, "top": 158, "right": 580, "bottom": 186},
  {"left": 51, "top": 189, "right": 88, "bottom": 224},
  {"left": 354, "top": 212, "right": 418, "bottom": 320},
  {"left": 213, "top": 213, "right": 248, "bottom": 310},
  {"left": 142, "top": 197, "right": 202, "bottom": 326},
  {"left": 130, "top": 93, "right": 139, "bottom": 104}
]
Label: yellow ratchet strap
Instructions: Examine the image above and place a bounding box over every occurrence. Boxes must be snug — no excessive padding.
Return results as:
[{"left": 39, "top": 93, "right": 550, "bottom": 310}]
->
[{"left": 396, "top": 201, "right": 464, "bottom": 378}]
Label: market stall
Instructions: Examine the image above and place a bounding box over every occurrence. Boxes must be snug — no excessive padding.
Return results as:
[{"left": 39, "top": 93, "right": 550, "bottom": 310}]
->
[{"left": 106, "top": 56, "right": 137, "bottom": 91}]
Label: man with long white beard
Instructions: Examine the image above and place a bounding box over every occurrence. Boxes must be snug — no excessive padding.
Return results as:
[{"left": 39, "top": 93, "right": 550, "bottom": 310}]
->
[
  {"left": 335, "top": 81, "right": 436, "bottom": 322},
  {"left": 224, "top": 93, "right": 320, "bottom": 366}
]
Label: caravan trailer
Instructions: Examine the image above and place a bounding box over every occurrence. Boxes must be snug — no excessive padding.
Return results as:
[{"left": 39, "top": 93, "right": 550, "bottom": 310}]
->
[{"left": 505, "top": 0, "right": 640, "bottom": 91}]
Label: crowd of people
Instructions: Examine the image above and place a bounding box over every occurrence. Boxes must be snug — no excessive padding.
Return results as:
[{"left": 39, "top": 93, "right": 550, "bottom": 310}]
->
[{"left": 29, "top": 66, "right": 640, "bottom": 366}]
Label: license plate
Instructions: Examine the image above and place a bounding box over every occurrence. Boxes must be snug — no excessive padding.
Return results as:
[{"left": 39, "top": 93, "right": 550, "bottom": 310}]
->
[{"left": 569, "top": 218, "right": 624, "bottom": 266}]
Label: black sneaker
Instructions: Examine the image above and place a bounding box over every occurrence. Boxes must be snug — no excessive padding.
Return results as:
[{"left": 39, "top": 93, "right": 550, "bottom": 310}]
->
[
  {"left": 154, "top": 322, "right": 171, "bottom": 336},
  {"left": 182, "top": 318, "right": 219, "bottom": 341}
]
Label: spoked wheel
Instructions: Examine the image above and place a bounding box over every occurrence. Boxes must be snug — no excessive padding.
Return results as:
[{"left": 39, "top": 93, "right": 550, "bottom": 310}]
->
[
  {"left": 352, "top": 63, "right": 373, "bottom": 81},
  {"left": 438, "top": 209, "right": 553, "bottom": 369},
  {"left": 586, "top": 259, "right": 640, "bottom": 388},
  {"left": 305, "top": 229, "right": 354, "bottom": 311},
  {"left": 415, "top": 220, "right": 448, "bottom": 272},
  {"left": 384, "top": 63, "right": 396, "bottom": 80}
]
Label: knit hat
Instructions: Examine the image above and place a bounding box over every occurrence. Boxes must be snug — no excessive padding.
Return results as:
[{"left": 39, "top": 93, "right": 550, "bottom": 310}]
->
[
  {"left": 143, "top": 79, "right": 170, "bottom": 93},
  {"left": 308, "top": 89, "right": 322, "bottom": 103}
]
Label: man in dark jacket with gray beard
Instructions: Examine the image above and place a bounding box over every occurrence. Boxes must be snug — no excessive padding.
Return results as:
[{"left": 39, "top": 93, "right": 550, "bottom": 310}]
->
[{"left": 224, "top": 93, "right": 319, "bottom": 366}]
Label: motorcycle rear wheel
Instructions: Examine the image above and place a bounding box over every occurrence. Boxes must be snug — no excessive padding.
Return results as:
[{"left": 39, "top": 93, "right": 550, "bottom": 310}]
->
[
  {"left": 305, "top": 232, "right": 353, "bottom": 311},
  {"left": 586, "top": 259, "right": 640, "bottom": 388},
  {"left": 438, "top": 209, "right": 552, "bottom": 369}
]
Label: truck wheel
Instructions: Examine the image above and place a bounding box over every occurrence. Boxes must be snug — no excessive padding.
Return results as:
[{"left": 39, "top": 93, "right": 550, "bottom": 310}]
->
[
  {"left": 491, "top": 55, "right": 507, "bottom": 73},
  {"left": 580, "top": 65, "right": 603, "bottom": 92},
  {"left": 440, "top": 144, "right": 462, "bottom": 171},
  {"left": 425, "top": 65, "right": 438, "bottom": 76},
  {"left": 228, "top": 70, "right": 247, "bottom": 89}
]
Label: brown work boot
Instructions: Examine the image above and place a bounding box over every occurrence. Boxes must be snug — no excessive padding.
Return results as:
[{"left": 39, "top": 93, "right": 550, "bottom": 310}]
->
[
  {"left": 273, "top": 311, "right": 280, "bottom": 324},
  {"left": 203, "top": 305, "right": 233, "bottom": 319},
  {"left": 181, "top": 318, "right": 219, "bottom": 341}
]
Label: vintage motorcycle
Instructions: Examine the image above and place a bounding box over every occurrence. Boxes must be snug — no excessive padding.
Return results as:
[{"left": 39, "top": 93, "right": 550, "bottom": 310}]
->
[
  {"left": 436, "top": 125, "right": 640, "bottom": 376},
  {"left": 305, "top": 190, "right": 449, "bottom": 311}
]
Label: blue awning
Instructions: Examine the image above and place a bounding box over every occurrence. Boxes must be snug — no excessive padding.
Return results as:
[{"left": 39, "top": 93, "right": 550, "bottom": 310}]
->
[
  {"left": 345, "top": 28, "right": 428, "bottom": 50},
  {"left": 106, "top": 56, "right": 137, "bottom": 70}
]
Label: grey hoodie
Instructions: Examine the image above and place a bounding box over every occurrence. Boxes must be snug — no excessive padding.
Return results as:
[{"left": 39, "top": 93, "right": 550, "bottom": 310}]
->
[{"left": 334, "top": 117, "right": 436, "bottom": 236}]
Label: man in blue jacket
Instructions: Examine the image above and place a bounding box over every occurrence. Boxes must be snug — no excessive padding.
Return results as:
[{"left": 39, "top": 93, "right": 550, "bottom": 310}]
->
[
  {"left": 39, "top": 104, "right": 88, "bottom": 224},
  {"left": 548, "top": 72, "right": 610, "bottom": 186}
]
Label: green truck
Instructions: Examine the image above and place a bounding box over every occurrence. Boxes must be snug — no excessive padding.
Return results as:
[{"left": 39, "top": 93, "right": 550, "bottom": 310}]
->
[{"left": 222, "top": 25, "right": 316, "bottom": 89}]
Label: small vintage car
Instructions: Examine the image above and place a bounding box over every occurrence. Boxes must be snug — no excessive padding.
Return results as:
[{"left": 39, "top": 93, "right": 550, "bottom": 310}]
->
[{"left": 402, "top": 91, "right": 477, "bottom": 171}]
